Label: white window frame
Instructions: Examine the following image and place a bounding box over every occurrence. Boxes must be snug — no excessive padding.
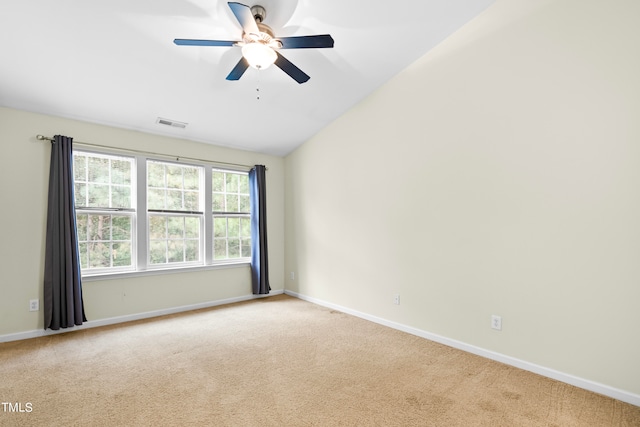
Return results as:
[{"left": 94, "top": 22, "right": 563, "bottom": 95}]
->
[
  {"left": 144, "top": 159, "right": 205, "bottom": 269},
  {"left": 212, "top": 169, "right": 252, "bottom": 262},
  {"left": 73, "top": 150, "right": 137, "bottom": 275},
  {"left": 74, "top": 149, "right": 251, "bottom": 280}
]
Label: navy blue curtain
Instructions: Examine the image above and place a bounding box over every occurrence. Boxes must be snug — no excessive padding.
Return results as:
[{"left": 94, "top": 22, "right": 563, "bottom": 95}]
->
[
  {"left": 43, "top": 135, "right": 86, "bottom": 330},
  {"left": 249, "top": 165, "right": 270, "bottom": 294}
]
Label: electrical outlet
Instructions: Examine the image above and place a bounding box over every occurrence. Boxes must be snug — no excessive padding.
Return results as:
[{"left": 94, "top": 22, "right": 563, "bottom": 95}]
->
[
  {"left": 29, "top": 299, "right": 40, "bottom": 312},
  {"left": 491, "top": 315, "right": 502, "bottom": 331},
  {"left": 290, "top": 272, "right": 295, "bottom": 281},
  {"left": 393, "top": 294, "right": 400, "bottom": 305}
]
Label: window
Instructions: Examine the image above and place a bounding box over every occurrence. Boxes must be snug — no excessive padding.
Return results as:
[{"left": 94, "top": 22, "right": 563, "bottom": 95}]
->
[
  {"left": 72, "top": 150, "right": 251, "bottom": 276},
  {"left": 147, "top": 161, "right": 203, "bottom": 266},
  {"left": 74, "top": 152, "right": 135, "bottom": 273},
  {"left": 212, "top": 170, "right": 251, "bottom": 260}
]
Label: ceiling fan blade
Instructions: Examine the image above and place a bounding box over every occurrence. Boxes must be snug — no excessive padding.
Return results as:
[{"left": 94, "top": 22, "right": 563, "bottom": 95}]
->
[
  {"left": 227, "top": 2, "right": 260, "bottom": 35},
  {"left": 278, "top": 35, "right": 335, "bottom": 49},
  {"left": 274, "top": 52, "right": 310, "bottom": 84},
  {"left": 174, "top": 39, "right": 237, "bottom": 47},
  {"left": 226, "top": 57, "right": 250, "bottom": 81}
]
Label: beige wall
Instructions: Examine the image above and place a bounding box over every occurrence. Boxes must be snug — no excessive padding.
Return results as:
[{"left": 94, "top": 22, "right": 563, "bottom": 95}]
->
[
  {"left": 285, "top": 0, "right": 640, "bottom": 396},
  {"left": 0, "top": 107, "right": 284, "bottom": 336}
]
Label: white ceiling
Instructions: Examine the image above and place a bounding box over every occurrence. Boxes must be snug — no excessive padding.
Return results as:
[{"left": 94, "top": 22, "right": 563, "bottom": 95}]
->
[{"left": 0, "top": 0, "right": 494, "bottom": 156}]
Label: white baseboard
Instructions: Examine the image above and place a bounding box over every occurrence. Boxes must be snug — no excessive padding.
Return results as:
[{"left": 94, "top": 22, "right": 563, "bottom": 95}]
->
[
  {"left": 0, "top": 290, "right": 283, "bottom": 344},
  {"left": 284, "top": 290, "right": 640, "bottom": 407}
]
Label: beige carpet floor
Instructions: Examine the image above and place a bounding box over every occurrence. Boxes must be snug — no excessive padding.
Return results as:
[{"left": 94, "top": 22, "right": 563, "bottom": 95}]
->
[{"left": 1, "top": 294, "right": 638, "bottom": 426}]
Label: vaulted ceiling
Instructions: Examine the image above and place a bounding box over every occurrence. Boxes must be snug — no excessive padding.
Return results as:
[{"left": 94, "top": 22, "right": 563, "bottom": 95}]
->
[{"left": 0, "top": 0, "right": 494, "bottom": 156}]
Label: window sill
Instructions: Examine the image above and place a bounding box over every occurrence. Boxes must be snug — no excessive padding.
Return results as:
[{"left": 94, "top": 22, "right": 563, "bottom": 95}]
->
[{"left": 82, "top": 261, "right": 251, "bottom": 282}]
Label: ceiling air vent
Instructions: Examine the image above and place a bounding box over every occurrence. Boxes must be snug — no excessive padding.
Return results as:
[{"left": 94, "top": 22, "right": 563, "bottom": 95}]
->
[{"left": 156, "top": 117, "right": 188, "bottom": 129}]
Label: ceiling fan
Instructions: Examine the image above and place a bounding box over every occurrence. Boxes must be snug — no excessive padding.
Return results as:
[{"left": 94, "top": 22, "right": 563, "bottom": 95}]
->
[{"left": 174, "top": 2, "right": 334, "bottom": 84}]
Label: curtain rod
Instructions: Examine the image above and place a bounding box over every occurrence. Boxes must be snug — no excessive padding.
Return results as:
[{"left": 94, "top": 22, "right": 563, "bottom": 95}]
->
[{"left": 36, "top": 135, "right": 264, "bottom": 171}]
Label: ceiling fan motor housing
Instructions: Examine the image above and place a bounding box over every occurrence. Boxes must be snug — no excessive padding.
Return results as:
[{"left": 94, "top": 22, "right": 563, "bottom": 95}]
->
[
  {"left": 251, "top": 5, "right": 266, "bottom": 23},
  {"left": 243, "top": 5, "right": 278, "bottom": 46}
]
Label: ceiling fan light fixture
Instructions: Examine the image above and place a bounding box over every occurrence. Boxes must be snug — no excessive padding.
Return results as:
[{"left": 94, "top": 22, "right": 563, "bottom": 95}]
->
[
  {"left": 242, "top": 42, "right": 277, "bottom": 70},
  {"left": 174, "top": 2, "right": 333, "bottom": 83}
]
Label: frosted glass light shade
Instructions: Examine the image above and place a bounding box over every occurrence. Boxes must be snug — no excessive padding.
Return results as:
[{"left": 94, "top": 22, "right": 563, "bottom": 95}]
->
[{"left": 242, "top": 43, "right": 277, "bottom": 70}]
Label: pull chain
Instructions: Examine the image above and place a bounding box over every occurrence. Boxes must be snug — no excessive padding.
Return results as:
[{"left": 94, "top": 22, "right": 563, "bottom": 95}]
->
[{"left": 256, "top": 70, "right": 261, "bottom": 100}]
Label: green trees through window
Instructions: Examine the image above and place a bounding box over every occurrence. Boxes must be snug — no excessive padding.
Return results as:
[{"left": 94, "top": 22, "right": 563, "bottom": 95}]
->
[
  {"left": 72, "top": 150, "right": 251, "bottom": 276},
  {"left": 212, "top": 171, "right": 251, "bottom": 260},
  {"left": 74, "top": 152, "right": 134, "bottom": 270},
  {"left": 147, "top": 161, "right": 203, "bottom": 265}
]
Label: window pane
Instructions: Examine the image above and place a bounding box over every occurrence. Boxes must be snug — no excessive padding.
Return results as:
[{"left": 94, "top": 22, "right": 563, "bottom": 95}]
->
[
  {"left": 167, "top": 190, "right": 183, "bottom": 210},
  {"left": 168, "top": 216, "right": 184, "bottom": 239},
  {"left": 149, "top": 215, "right": 167, "bottom": 239},
  {"left": 148, "top": 188, "right": 165, "bottom": 210},
  {"left": 212, "top": 172, "right": 224, "bottom": 192},
  {"left": 239, "top": 175, "right": 249, "bottom": 193},
  {"left": 88, "top": 157, "right": 109, "bottom": 183},
  {"left": 240, "top": 217, "right": 251, "bottom": 238},
  {"left": 228, "top": 238, "right": 240, "bottom": 258},
  {"left": 185, "top": 217, "right": 199, "bottom": 238},
  {"left": 185, "top": 240, "right": 199, "bottom": 262},
  {"left": 212, "top": 194, "right": 224, "bottom": 212},
  {"left": 212, "top": 215, "right": 250, "bottom": 261},
  {"left": 214, "top": 239, "right": 227, "bottom": 260},
  {"left": 89, "top": 242, "right": 111, "bottom": 268},
  {"left": 76, "top": 214, "right": 88, "bottom": 240},
  {"left": 77, "top": 214, "right": 135, "bottom": 271},
  {"left": 214, "top": 218, "right": 227, "bottom": 238},
  {"left": 168, "top": 240, "right": 184, "bottom": 263},
  {"left": 148, "top": 162, "right": 165, "bottom": 188},
  {"left": 111, "top": 160, "right": 131, "bottom": 185},
  {"left": 112, "top": 186, "right": 131, "bottom": 209},
  {"left": 148, "top": 162, "right": 201, "bottom": 213},
  {"left": 184, "top": 191, "right": 199, "bottom": 211},
  {"left": 150, "top": 240, "right": 167, "bottom": 264},
  {"left": 80, "top": 214, "right": 134, "bottom": 270},
  {"left": 74, "top": 155, "right": 87, "bottom": 181},
  {"left": 112, "top": 242, "right": 132, "bottom": 267},
  {"left": 167, "top": 165, "right": 183, "bottom": 189},
  {"left": 79, "top": 242, "right": 88, "bottom": 269},
  {"left": 184, "top": 168, "right": 199, "bottom": 190},
  {"left": 112, "top": 216, "right": 131, "bottom": 240},
  {"left": 228, "top": 217, "right": 240, "bottom": 237},
  {"left": 89, "top": 215, "right": 111, "bottom": 241},
  {"left": 226, "top": 174, "right": 238, "bottom": 192},
  {"left": 239, "top": 195, "right": 250, "bottom": 213},
  {"left": 74, "top": 183, "right": 87, "bottom": 207},
  {"left": 88, "top": 184, "right": 109, "bottom": 207},
  {"left": 226, "top": 194, "right": 239, "bottom": 212},
  {"left": 149, "top": 214, "right": 201, "bottom": 266},
  {"left": 74, "top": 152, "right": 133, "bottom": 210},
  {"left": 241, "top": 239, "right": 252, "bottom": 258}
]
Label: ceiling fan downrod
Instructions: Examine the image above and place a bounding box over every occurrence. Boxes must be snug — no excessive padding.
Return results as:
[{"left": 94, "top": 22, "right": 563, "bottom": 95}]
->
[{"left": 251, "top": 5, "right": 266, "bottom": 23}]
